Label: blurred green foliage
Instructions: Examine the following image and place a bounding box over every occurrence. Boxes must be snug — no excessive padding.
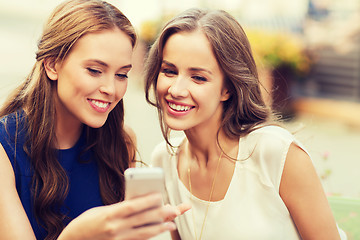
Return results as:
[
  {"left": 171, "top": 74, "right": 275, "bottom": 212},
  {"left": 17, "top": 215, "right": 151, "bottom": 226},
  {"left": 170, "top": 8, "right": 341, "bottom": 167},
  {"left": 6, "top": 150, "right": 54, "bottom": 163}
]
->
[{"left": 329, "top": 196, "right": 360, "bottom": 240}]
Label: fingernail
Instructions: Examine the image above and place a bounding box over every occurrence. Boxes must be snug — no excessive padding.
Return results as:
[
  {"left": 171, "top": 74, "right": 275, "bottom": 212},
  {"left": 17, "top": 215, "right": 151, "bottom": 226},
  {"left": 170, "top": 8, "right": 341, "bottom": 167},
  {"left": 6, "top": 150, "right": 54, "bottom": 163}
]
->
[{"left": 164, "top": 222, "right": 176, "bottom": 231}]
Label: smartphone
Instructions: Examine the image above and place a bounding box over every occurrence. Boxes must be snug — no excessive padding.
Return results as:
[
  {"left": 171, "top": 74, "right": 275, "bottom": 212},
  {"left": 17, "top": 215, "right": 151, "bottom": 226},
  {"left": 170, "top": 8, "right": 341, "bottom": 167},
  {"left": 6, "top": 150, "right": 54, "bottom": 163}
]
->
[{"left": 124, "top": 167, "right": 165, "bottom": 200}]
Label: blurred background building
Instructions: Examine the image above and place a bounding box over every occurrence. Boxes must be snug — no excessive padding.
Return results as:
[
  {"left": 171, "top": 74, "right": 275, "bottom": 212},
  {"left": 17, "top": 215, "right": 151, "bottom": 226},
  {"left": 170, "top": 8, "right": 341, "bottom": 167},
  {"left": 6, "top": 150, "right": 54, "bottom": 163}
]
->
[{"left": 0, "top": 0, "right": 359, "bottom": 238}]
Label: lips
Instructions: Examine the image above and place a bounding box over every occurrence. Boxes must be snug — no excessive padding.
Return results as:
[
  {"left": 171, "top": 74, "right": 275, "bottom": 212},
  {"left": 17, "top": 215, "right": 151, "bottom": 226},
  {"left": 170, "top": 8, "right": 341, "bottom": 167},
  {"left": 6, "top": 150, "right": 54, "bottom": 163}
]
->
[
  {"left": 88, "top": 99, "right": 111, "bottom": 113},
  {"left": 168, "top": 102, "right": 192, "bottom": 112},
  {"left": 166, "top": 100, "right": 194, "bottom": 116},
  {"left": 91, "top": 100, "right": 109, "bottom": 108}
]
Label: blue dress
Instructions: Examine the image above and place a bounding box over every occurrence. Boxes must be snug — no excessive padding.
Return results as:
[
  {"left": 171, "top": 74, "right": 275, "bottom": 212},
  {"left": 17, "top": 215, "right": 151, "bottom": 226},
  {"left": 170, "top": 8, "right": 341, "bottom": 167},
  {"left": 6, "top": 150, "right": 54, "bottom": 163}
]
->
[{"left": 0, "top": 110, "right": 103, "bottom": 239}]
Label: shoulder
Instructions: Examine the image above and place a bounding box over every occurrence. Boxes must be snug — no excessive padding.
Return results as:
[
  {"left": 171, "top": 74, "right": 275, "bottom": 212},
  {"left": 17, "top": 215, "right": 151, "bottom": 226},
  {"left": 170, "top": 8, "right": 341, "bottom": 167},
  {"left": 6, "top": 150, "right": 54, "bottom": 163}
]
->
[
  {"left": 240, "top": 125, "right": 300, "bottom": 190},
  {"left": 0, "top": 111, "right": 27, "bottom": 143},
  {"left": 241, "top": 125, "right": 295, "bottom": 157},
  {"left": 151, "top": 137, "right": 184, "bottom": 168},
  {"left": 249, "top": 125, "right": 309, "bottom": 157},
  {"left": 124, "top": 125, "right": 136, "bottom": 145},
  {"left": 248, "top": 125, "right": 294, "bottom": 142},
  {"left": 0, "top": 111, "right": 17, "bottom": 130},
  {"left": 0, "top": 110, "right": 26, "bottom": 127},
  {"left": 151, "top": 140, "right": 171, "bottom": 167},
  {"left": 124, "top": 125, "right": 137, "bottom": 167},
  {"left": 0, "top": 110, "right": 30, "bottom": 176}
]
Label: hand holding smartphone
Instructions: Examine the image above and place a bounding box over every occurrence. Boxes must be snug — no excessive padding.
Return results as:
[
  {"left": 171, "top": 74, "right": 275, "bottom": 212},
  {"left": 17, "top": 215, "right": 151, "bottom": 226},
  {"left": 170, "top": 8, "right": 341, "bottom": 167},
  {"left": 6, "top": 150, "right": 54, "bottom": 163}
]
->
[
  {"left": 124, "top": 167, "right": 165, "bottom": 200},
  {"left": 124, "top": 167, "right": 189, "bottom": 229}
]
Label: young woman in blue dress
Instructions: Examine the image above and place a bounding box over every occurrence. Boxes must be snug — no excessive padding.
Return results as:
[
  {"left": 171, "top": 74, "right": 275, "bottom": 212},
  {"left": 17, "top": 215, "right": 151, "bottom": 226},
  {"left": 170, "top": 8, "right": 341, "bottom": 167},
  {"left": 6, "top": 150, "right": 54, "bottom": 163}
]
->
[{"left": 0, "top": 0, "right": 186, "bottom": 239}]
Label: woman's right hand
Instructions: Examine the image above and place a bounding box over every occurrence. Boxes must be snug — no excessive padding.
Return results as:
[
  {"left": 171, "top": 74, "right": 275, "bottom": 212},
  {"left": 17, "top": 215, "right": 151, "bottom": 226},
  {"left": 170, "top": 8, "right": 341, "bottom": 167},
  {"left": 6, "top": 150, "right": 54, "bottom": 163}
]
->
[{"left": 58, "top": 193, "right": 177, "bottom": 240}]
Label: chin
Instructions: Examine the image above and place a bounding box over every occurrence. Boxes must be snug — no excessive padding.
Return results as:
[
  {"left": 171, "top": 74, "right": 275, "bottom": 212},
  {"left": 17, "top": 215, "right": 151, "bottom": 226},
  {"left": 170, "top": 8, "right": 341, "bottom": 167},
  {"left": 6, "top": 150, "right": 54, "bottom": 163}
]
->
[
  {"left": 87, "top": 123, "right": 106, "bottom": 129},
  {"left": 168, "top": 126, "right": 185, "bottom": 131},
  {"left": 85, "top": 118, "right": 108, "bottom": 129},
  {"left": 165, "top": 121, "right": 187, "bottom": 131}
]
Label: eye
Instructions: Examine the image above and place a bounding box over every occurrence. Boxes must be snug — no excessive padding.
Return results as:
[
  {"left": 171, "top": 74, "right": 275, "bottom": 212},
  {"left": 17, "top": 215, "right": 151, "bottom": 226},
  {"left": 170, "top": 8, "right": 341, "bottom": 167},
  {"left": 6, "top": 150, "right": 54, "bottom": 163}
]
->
[
  {"left": 192, "top": 75, "right": 207, "bottom": 82},
  {"left": 116, "top": 74, "right": 128, "bottom": 80},
  {"left": 161, "top": 68, "right": 177, "bottom": 77},
  {"left": 87, "top": 68, "right": 102, "bottom": 76}
]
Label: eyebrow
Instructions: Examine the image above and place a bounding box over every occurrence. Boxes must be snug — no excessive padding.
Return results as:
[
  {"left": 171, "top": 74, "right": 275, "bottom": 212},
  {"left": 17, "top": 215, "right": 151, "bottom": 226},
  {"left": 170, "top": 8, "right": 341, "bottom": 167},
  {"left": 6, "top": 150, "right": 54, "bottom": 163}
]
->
[
  {"left": 162, "top": 60, "right": 212, "bottom": 75},
  {"left": 88, "top": 59, "right": 132, "bottom": 70},
  {"left": 162, "top": 60, "right": 175, "bottom": 68},
  {"left": 189, "top": 67, "right": 212, "bottom": 75}
]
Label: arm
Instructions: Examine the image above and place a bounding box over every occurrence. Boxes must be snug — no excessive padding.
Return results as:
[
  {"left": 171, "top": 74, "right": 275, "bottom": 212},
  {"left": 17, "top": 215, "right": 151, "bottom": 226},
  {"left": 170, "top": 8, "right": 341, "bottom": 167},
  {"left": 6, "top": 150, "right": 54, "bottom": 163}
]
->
[
  {"left": 0, "top": 143, "right": 37, "bottom": 239},
  {"left": 279, "top": 143, "right": 340, "bottom": 240},
  {"left": 60, "top": 123, "right": 187, "bottom": 239},
  {"left": 0, "top": 143, "right": 178, "bottom": 240},
  {"left": 58, "top": 193, "right": 177, "bottom": 240}
]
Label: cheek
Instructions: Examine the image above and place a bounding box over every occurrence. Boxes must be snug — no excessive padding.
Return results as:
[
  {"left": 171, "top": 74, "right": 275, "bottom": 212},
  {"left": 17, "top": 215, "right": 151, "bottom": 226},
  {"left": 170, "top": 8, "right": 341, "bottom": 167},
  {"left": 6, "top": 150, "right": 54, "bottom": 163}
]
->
[
  {"left": 195, "top": 87, "right": 220, "bottom": 107},
  {"left": 56, "top": 78, "right": 78, "bottom": 99},
  {"left": 115, "top": 81, "right": 128, "bottom": 100},
  {"left": 156, "top": 76, "right": 169, "bottom": 97},
  {"left": 57, "top": 70, "right": 90, "bottom": 96}
]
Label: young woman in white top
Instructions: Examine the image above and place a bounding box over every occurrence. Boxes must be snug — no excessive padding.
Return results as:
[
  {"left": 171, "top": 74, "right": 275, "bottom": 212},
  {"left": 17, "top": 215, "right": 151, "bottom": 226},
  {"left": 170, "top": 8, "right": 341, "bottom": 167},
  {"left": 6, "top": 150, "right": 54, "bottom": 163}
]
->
[{"left": 144, "top": 8, "right": 342, "bottom": 240}]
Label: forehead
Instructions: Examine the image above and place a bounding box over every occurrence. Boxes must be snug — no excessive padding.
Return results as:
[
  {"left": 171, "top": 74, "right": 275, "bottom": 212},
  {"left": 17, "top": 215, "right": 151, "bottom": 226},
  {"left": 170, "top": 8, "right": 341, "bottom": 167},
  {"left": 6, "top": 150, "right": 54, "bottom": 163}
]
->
[
  {"left": 162, "top": 30, "right": 219, "bottom": 69},
  {"left": 65, "top": 29, "right": 133, "bottom": 64}
]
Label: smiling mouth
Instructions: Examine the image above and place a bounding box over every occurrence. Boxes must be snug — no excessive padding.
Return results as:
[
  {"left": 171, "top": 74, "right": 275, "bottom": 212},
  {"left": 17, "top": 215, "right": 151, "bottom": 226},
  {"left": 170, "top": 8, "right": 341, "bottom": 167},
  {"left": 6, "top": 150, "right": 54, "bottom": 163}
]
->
[
  {"left": 90, "top": 99, "right": 110, "bottom": 109},
  {"left": 168, "top": 102, "right": 193, "bottom": 112}
]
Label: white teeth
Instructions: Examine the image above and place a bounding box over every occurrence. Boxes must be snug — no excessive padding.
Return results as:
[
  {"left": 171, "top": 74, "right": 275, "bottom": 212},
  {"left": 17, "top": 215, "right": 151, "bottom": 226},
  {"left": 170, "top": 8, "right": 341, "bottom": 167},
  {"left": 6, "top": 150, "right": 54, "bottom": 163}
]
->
[
  {"left": 168, "top": 102, "right": 191, "bottom": 111},
  {"left": 91, "top": 100, "right": 109, "bottom": 109}
]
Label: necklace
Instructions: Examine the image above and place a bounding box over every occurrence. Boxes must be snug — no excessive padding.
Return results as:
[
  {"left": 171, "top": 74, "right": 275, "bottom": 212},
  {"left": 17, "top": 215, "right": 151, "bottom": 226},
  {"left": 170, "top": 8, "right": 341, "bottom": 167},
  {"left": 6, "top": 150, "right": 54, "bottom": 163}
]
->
[{"left": 187, "top": 151, "right": 223, "bottom": 240}]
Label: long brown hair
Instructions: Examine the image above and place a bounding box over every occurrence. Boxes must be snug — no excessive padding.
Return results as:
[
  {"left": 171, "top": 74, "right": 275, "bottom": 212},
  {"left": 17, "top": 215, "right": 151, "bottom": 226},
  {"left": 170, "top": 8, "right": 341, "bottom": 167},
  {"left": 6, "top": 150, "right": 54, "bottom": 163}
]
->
[
  {"left": 0, "top": 0, "right": 136, "bottom": 239},
  {"left": 145, "top": 8, "right": 271, "bottom": 145}
]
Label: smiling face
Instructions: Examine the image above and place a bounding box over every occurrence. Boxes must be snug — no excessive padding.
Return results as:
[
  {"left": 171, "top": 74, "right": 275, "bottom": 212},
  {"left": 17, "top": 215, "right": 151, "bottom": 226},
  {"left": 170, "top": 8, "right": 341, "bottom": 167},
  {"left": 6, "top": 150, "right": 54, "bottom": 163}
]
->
[
  {"left": 45, "top": 29, "right": 133, "bottom": 129},
  {"left": 156, "top": 30, "right": 230, "bottom": 131}
]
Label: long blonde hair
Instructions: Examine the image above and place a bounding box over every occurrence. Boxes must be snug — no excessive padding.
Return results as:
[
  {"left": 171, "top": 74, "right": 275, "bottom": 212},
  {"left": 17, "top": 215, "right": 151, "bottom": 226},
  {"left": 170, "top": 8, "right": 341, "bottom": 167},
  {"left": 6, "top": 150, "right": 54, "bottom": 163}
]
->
[
  {"left": 145, "top": 8, "right": 271, "bottom": 145},
  {"left": 0, "top": 0, "right": 136, "bottom": 239}
]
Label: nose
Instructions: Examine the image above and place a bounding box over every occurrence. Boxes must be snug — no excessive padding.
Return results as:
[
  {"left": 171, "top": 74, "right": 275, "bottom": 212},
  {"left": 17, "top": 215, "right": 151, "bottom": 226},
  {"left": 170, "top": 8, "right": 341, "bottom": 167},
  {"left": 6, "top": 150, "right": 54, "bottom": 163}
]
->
[
  {"left": 99, "top": 75, "right": 115, "bottom": 96},
  {"left": 168, "top": 76, "right": 189, "bottom": 98}
]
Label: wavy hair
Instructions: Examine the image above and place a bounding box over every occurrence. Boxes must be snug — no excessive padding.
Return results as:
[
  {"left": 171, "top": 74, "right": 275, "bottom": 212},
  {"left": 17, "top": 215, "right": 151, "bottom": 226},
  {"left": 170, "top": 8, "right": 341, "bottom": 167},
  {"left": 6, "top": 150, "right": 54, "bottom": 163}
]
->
[
  {"left": 145, "top": 8, "right": 272, "bottom": 146},
  {"left": 0, "top": 0, "right": 136, "bottom": 239}
]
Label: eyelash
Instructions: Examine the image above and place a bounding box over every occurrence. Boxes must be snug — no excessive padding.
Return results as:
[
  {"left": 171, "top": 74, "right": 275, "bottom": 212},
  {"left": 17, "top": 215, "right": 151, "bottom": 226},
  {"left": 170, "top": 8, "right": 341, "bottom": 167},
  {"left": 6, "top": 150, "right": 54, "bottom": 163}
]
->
[
  {"left": 161, "top": 67, "right": 207, "bottom": 82},
  {"left": 161, "top": 68, "right": 177, "bottom": 76},
  {"left": 87, "top": 68, "right": 101, "bottom": 75},
  {"left": 192, "top": 76, "right": 207, "bottom": 82},
  {"left": 87, "top": 68, "right": 128, "bottom": 80},
  {"left": 116, "top": 74, "right": 128, "bottom": 80}
]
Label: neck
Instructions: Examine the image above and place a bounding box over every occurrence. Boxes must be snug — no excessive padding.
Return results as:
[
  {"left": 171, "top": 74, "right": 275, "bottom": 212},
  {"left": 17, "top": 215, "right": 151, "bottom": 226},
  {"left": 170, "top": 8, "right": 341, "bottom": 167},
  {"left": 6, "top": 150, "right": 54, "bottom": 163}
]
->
[
  {"left": 185, "top": 128, "right": 224, "bottom": 167},
  {"left": 182, "top": 103, "right": 239, "bottom": 167},
  {"left": 184, "top": 127, "right": 239, "bottom": 168},
  {"left": 55, "top": 100, "right": 83, "bottom": 149},
  {"left": 55, "top": 121, "right": 83, "bottom": 150}
]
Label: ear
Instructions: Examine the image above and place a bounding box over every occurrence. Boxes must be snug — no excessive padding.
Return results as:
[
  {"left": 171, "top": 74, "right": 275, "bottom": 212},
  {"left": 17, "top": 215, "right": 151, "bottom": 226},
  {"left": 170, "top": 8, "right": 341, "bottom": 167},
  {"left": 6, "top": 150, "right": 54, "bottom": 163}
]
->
[
  {"left": 44, "top": 58, "right": 59, "bottom": 81},
  {"left": 220, "top": 88, "right": 231, "bottom": 101}
]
